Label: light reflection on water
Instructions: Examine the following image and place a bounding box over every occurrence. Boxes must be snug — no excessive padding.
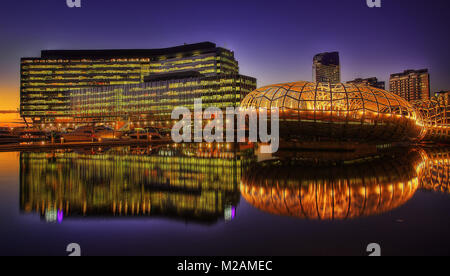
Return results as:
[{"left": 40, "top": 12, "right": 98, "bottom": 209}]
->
[
  {"left": 242, "top": 148, "right": 449, "bottom": 220},
  {"left": 20, "top": 145, "right": 245, "bottom": 224},
  {"left": 0, "top": 144, "right": 449, "bottom": 255},
  {"left": 18, "top": 145, "right": 449, "bottom": 223}
]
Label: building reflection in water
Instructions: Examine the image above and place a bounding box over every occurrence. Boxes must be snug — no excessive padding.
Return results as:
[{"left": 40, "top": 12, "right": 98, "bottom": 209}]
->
[
  {"left": 241, "top": 147, "right": 449, "bottom": 220},
  {"left": 20, "top": 144, "right": 249, "bottom": 224},
  {"left": 19, "top": 143, "right": 449, "bottom": 223}
]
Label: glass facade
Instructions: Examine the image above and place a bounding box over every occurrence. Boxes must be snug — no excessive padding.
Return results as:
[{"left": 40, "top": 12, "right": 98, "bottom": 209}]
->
[
  {"left": 20, "top": 42, "right": 240, "bottom": 122},
  {"left": 70, "top": 74, "right": 256, "bottom": 125}
]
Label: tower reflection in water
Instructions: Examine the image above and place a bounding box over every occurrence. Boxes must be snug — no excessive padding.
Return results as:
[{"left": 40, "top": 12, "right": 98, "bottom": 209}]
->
[
  {"left": 241, "top": 147, "right": 450, "bottom": 220},
  {"left": 20, "top": 144, "right": 247, "bottom": 224}
]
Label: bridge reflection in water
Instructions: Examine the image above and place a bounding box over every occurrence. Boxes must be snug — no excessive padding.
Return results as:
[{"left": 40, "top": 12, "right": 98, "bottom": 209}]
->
[
  {"left": 241, "top": 147, "right": 450, "bottom": 220},
  {"left": 418, "top": 148, "right": 450, "bottom": 194},
  {"left": 20, "top": 144, "right": 247, "bottom": 224}
]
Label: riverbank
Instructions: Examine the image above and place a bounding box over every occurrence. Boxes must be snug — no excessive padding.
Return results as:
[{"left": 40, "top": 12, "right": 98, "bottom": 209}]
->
[{"left": 0, "top": 138, "right": 173, "bottom": 152}]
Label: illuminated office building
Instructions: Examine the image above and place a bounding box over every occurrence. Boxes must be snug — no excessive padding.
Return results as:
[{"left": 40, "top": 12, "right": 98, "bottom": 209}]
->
[
  {"left": 390, "top": 69, "right": 430, "bottom": 102},
  {"left": 313, "top": 52, "right": 341, "bottom": 83},
  {"left": 347, "top": 77, "right": 385, "bottom": 90},
  {"left": 20, "top": 42, "right": 240, "bottom": 123},
  {"left": 70, "top": 72, "right": 256, "bottom": 126}
]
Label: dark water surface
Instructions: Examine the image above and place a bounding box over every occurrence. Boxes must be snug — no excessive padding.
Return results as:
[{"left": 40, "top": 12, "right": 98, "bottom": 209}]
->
[{"left": 0, "top": 145, "right": 449, "bottom": 256}]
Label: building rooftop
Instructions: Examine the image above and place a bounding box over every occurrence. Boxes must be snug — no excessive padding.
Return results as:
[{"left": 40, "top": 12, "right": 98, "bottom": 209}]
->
[
  {"left": 31, "top": 42, "right": 219, "bottom": 59},
  {"left": 347, "top": 77, "right": 378, "bottom": 82},
  {"left": 313, "top": 52, "right": 340, "bottom": 66},
  {"left": 391, "top": 69, "right": 429, "bottom": 78}
]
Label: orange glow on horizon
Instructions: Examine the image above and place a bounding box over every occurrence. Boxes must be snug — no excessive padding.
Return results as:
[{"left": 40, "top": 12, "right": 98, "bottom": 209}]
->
[
  {"left": 0, "top": 152, "right": 20, "bottom": 177},
  {"left": 0, "top": 83, "right": 20, "bottom": 110},
  {"left": 0, "top": 111, "right": 23, "bottom": 128}
]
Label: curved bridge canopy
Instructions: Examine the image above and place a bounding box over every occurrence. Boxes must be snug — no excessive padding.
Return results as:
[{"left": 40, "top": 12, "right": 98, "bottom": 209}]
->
[
  {"left": 241, "top": 81, "right": 425, "bottom": 142},
  {"left": 413, "top": 97, "right": 450, "bottom": 143}
]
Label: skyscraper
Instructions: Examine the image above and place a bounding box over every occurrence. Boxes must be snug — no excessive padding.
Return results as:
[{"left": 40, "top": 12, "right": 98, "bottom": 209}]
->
[
  {"left": 389, "top": 69, "right": 430, "bottom": 102},
  {"left": 313, "top": 52, "right": 340, "bottom": 83},
  {"left": 347, "top": 77, "right": 385, "bottom": 90}
]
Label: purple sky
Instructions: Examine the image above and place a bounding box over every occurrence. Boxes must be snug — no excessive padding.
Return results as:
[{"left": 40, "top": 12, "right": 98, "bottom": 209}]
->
[{"left": 0, "top": 0, "right": 449, "bottom": 109}]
